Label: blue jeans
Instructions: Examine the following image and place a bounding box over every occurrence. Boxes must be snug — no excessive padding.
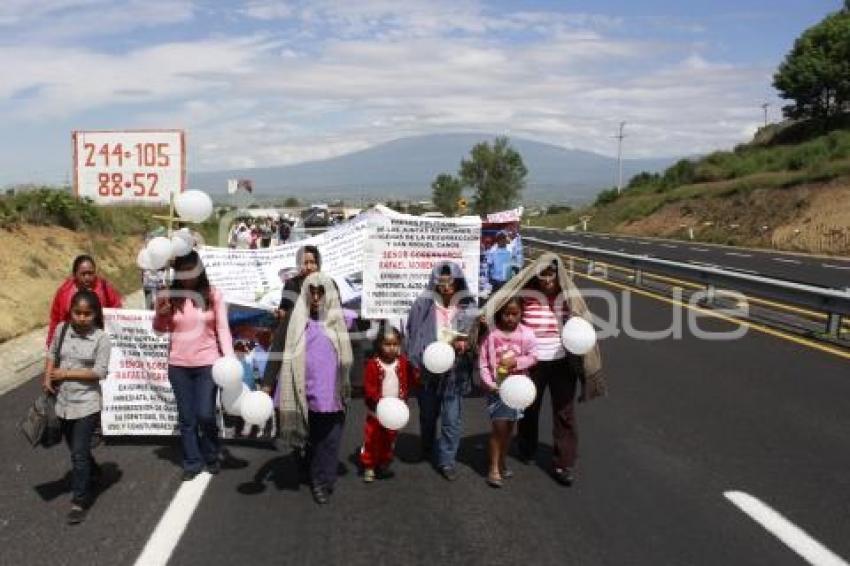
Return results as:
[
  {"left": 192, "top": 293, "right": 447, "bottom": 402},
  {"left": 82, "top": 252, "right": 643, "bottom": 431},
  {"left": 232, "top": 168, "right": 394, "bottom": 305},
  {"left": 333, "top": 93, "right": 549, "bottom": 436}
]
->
[
  {"left": 61, "top": 412, "right": 99, "bottom": 505},
  {"left": 418, "top": 381, "right": 463, "bottom": 469},
  {"left": 168, "top": 365, "right": 220, "bottom": 472}
]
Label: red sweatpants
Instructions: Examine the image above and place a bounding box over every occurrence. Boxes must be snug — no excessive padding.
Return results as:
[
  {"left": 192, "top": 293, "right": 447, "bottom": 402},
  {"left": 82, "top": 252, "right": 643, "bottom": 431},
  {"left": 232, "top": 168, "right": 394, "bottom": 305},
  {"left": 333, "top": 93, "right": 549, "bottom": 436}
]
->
[{"left": 360, "top": 414, "right": 397, "bottom": 469}]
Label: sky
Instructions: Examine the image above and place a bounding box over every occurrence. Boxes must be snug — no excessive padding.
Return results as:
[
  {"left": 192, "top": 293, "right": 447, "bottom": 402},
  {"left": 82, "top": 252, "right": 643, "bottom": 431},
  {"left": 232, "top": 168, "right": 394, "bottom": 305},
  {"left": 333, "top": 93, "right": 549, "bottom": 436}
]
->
[{"left": 0, "top": 0, "right": 841, "bottom": 185}]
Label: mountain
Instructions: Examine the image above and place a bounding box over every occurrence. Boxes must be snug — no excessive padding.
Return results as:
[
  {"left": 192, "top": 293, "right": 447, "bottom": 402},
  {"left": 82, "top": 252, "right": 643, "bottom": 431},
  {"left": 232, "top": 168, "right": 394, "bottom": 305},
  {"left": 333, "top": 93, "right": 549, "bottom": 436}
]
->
[{"left": 189, "top": 133, "right": 677, "bottom": 204}]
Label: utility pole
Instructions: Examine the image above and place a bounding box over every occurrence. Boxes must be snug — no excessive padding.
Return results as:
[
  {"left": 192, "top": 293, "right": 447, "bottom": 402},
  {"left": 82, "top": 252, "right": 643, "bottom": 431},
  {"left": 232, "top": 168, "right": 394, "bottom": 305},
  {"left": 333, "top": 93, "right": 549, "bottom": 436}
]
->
[
  {"left": 761, "top": 103, "right": 770, "bottom": 128},
  {"left": 615, "top": 121, "right": 626, "bottom": 194}
]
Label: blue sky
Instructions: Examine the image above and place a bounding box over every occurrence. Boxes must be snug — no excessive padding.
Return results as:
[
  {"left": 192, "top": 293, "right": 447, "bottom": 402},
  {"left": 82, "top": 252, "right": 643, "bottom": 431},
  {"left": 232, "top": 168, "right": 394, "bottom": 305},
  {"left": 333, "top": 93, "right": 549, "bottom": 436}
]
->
[{"left": 0, "top": 0, "right": 841, "bottom": 185}]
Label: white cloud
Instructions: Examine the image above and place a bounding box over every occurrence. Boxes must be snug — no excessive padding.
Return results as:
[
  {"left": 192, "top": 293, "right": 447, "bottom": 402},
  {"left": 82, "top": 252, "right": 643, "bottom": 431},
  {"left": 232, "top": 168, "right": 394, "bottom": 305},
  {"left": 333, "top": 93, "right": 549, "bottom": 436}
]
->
[
  {"left": 0, "top": 0, "right": 780, "bottom": 183},
  {"left": 240, "top": 1, "right": 295, "bottom": 21}
]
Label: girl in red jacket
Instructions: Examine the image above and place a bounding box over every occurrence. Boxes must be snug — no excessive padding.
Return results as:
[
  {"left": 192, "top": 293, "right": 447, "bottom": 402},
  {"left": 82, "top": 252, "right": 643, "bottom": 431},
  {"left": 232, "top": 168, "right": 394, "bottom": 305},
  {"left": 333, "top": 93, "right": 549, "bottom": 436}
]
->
[{"left": 360, "top": 323, "right": 418, "bottom": 482}]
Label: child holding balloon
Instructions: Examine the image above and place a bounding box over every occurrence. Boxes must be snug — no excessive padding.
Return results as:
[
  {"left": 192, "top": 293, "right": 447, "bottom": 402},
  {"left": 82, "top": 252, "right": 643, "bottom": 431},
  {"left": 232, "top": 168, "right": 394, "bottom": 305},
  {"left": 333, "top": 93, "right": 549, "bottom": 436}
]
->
[
  {"left": 360, "top": 323, "right": 419, "bottom": 482},
  {"left": 478, "top": 296, "right": 538, "bottom": 488}
]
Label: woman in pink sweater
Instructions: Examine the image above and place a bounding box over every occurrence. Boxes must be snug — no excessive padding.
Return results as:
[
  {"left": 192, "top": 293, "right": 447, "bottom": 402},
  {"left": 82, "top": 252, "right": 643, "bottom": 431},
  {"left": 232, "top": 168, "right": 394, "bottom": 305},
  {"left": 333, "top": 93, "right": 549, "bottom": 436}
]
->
[
  {"left": 153, "top": 251, "right": 234, "bottom": 481},
  {"left": 478, "top": 296, "right": 537, "bottom": 488}
]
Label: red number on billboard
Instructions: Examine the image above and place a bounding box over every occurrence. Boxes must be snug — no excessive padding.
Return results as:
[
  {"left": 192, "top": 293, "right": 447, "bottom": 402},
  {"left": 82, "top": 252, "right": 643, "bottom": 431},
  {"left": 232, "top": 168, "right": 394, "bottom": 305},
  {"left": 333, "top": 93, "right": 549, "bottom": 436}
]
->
[
  {"left": 157, "top": 143, "right": 170, "bottom": 166},
  {"left": 98, "top": 144, "right": 110, "bottom": 166},
  {"left": 147, "top": 173, "right": 159, "bottom": 197},
  {"left": 111, "top": 173, "right": 123, "bottom": 196},
  {"left": 84, "top": 144, "right": 96, "bottom": 167},
  {"left": 98, "top": 173, "right": 110, "bottom": 196},
  {"left": 132, "top": 173, "right": 146, "bottom": 196}
]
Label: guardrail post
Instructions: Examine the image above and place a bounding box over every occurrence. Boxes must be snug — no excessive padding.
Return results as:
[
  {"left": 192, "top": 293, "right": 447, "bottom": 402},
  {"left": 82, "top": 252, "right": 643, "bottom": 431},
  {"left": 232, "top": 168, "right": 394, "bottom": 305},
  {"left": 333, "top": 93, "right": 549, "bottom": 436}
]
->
[
  {"left": 826, "top": 313, "right": 842, "bottom": 338},
  {"left": 634, "top": 268, "right": 643, "bottom": 287},
  {"left": 586, "top": 260, "right": 595, "bottom": 275},
  {"left": 705, "top": 284, "right": 716, "bottom": 306}
]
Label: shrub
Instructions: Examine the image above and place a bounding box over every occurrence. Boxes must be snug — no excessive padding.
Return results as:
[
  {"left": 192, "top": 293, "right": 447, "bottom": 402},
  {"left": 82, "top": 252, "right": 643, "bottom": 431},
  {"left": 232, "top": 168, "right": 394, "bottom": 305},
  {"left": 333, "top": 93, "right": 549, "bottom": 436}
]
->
[{"left": 594, "top": 187, "right": 621, "bottom": 207}]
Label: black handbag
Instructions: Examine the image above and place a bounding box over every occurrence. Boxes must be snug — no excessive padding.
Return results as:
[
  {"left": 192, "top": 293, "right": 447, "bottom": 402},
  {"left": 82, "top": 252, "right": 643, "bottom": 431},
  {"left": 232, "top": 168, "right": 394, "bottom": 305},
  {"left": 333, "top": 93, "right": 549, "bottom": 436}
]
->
[
  {"left": 18, "top": 323, "right": 68, "bottom": 447},
  {"left": 18, "top": 391, "right": 62, "bottom": 448}
]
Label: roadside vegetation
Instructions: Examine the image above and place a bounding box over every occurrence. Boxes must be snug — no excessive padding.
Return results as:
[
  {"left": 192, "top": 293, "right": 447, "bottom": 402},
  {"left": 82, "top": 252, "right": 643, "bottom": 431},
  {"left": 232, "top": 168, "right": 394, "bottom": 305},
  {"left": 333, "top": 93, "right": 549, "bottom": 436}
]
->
[{"left": 531, "top": 3, "right": 850, "bottom": 255}]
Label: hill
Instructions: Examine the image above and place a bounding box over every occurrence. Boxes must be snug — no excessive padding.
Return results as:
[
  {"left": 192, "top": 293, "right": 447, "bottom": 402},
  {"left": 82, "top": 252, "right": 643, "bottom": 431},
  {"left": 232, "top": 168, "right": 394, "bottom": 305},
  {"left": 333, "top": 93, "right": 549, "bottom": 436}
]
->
[
  {"left": 533, "top": 122, "right": 850, "bottom": 256},
  {"left": 189, "top": 133, "right": 675, "bottom": 204}
]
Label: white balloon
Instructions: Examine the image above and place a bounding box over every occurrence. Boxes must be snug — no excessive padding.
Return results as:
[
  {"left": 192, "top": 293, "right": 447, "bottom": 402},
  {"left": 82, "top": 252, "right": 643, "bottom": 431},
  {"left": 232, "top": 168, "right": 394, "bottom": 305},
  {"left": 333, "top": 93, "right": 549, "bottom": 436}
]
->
[
  {"left": 561, "top": 316, "right": 597, "bottom": 355},
  {"left": 146, "top": 237, "right": 173, "bottom": 270},
  {"left": 211, "top": 356, "right": 244, "bottom": 390},
  {"left": 174, "top": 190, "right": 213, "bottom": 223},
  {"left": 221, "top": 383, "right": 249, "bottom": 415},
  {"left": 240, "top": 391, "right": 274, "bottom": 426},
  {"left": 376, "top": 397, "right": 410, "bottom": 430},
  {"left": 499, "top": 375, "right": 537, "bottom": 410},
  {"left": 136, "top": 248, "right": 154, "bottom": 270},
  {"left": 422, "top": 341, "right": 455, "bottom": 374},
  {"left": 170, "top": 235, "right": 192, "bottom": 257}
]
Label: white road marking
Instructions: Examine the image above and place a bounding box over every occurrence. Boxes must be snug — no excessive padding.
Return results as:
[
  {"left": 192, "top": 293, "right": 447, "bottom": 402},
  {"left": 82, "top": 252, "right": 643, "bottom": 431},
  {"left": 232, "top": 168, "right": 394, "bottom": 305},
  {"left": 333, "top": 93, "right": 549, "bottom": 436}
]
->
[
  {"left": 773, "top": 258, "right": 802, "bottom": 264},
  {"left": 823, "top": 264, "right": 850, "bottom": 271},
  {"left": 726, "top": 267, "right": 760, "bottom": 275},
  {"left": 688, "top": 260, "right": 719, "bottom": 268},
  {"left": 726, "top": 252, "right": 752, "bottom": 258},
  {"left": 690, "top": 247, "right": 709, "bottom": 252},
  {"left": 637, "top": 241, "right": 652, "bottom": 245},
  {"left": 134, "top": 472, "right": 213, "bottom": 566},
  {"left": 724, "top": 491, "right": 849, "bottom": 566},
  {"left": 660, "top": 243, "right": 678, "bottom": 249}
]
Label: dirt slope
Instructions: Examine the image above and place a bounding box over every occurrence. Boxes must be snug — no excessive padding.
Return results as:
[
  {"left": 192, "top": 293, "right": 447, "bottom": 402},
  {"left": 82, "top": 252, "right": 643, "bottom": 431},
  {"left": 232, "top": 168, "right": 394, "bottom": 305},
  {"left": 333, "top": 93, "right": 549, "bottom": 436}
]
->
[
  {"left": 618, "top": 179, "right": 850, "bottom": 255},
  {"left": 0, "top": 226, "right": 142, "bottom": 342}
]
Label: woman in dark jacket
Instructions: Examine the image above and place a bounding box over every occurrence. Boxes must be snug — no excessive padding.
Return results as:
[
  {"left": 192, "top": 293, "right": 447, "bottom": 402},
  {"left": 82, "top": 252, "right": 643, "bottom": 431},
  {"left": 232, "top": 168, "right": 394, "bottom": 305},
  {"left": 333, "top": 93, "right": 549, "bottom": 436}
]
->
[{"left": 405, "top": 261, "right": 478, "bottom": 481}]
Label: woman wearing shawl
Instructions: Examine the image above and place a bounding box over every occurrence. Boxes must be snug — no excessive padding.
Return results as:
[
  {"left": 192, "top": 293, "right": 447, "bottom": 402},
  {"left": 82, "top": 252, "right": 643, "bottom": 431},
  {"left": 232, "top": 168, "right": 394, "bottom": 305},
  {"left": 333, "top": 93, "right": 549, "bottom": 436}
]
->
[
  {"left": 262, "top": 271, "right": 353, "bottom": 505},
  {"left": 405, "top": 261, "right": 478, "bottom": 481},
  {"left": 481, "top": 252, "right": 605, "bottom": 486}
]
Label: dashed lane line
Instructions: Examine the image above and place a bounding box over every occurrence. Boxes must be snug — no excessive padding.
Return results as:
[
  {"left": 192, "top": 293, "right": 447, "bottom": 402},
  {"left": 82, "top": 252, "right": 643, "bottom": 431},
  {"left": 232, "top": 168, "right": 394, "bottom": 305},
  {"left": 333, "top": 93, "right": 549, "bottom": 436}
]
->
[
  {"left": 725, "top": 491, "right": 849, "bottom": 566},
  {"left": 133, "top": 472, "right": 213, "bottom": 566}
]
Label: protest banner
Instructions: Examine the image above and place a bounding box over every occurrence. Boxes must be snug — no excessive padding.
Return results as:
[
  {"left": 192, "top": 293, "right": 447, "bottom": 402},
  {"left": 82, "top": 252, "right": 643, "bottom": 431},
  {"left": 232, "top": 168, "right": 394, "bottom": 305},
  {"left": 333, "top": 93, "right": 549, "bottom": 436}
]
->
[
  {"left": 101, "top": 309, "right": 177, "bottom": 436},
  {"left": 72, "top": 130, "right": 185, "bottom": 206},
  {"left": 485, "top": 206, "right": 524, "bottom": 223},
  {"left": 199, "top": 213, "right": 370, "bottom": 308},
  {"left": 362, "top": 213, "right": 481, "bottom": 318}
]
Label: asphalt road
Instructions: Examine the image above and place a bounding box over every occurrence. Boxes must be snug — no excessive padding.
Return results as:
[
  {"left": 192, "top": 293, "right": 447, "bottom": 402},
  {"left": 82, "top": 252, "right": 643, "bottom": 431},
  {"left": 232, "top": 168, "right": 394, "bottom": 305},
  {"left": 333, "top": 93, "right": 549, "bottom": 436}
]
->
[
  {"left": 525, "top": 228, "right": 850, "bottom": 290},
  {"left": 1, "top": 279, "right": 849, "bottom": 566}
]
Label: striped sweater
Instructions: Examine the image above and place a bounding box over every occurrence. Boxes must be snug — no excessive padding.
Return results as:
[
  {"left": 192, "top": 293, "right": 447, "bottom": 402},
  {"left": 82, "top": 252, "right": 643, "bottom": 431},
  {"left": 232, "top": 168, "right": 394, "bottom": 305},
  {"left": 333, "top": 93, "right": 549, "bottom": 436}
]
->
[{"left": 521, "top": 295, "right": 569, "bottom": 361}]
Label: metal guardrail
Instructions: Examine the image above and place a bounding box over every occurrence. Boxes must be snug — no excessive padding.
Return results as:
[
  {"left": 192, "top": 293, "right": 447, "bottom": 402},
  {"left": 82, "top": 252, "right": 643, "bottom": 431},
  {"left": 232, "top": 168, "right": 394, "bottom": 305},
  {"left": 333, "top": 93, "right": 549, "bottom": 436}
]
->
[{"left": 525, "top": 236, "right": 850, "bottom": 338}]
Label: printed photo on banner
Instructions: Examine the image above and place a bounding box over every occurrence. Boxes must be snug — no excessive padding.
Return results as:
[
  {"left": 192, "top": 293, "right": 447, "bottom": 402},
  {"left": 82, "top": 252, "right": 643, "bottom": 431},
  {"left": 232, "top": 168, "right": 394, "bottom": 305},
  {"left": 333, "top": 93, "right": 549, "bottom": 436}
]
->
[{"left": 480, "top": 207, "right": 524, "bottom": 298}]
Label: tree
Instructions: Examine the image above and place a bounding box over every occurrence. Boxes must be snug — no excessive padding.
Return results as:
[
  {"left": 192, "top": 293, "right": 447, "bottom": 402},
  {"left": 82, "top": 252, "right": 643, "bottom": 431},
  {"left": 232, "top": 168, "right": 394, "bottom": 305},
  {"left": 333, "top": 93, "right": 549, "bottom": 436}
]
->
[
  {"left": 773, "top": 5, "right": 850, "bottom": 122},
  {"left": 283, "top": 197, "right": 301, "bottom": 207},
  {"left": 459, "top": 137, "right": 527, "bottom": 215},
  {"left": 430, "top": 173, "right": 463, "bottom": 216}
]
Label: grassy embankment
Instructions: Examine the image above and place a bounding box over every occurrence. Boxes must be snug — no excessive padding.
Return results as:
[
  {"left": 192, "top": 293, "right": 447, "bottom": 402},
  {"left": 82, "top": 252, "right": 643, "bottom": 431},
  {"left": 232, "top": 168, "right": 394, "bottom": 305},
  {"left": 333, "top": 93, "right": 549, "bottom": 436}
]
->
[{"left": 532, "top": 121, "right": 850, "bottom": 255}]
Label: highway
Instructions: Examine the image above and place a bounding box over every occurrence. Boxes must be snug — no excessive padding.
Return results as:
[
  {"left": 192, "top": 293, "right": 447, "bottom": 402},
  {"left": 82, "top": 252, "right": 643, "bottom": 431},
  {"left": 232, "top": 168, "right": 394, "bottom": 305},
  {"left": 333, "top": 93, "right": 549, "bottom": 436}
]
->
[
  {"left": 524, "top": 228, "right": 850, "bottom": 290},
  {"left": 1, "top": 278, "right": 849, "bottom": 566}
]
